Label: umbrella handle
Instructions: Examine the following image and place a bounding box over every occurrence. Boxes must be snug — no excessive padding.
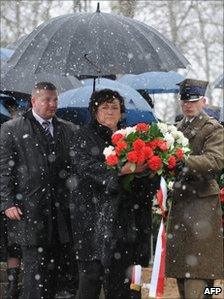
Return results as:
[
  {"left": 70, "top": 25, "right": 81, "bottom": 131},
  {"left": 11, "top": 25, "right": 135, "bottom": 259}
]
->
[{"left": 84, "top": 54, "right": 101, "bottom": 74}]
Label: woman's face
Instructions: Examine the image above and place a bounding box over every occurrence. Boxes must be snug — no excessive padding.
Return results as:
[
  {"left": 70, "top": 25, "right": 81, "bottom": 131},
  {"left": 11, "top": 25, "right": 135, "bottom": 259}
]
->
[{"left": 96, "top": 99, "right": 122, "bottom": 131}]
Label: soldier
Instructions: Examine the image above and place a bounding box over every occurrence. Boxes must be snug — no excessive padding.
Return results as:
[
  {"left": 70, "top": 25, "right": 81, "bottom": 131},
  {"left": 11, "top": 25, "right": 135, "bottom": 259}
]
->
[{"left": 166, "top": 79, "right": 224, "bottom": 299}]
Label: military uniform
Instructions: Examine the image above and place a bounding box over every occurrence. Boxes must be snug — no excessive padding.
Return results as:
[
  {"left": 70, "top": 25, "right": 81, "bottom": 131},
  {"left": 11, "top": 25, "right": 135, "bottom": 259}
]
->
[{"left": 165, "top": 79, "right": 224, "bottom": 299}]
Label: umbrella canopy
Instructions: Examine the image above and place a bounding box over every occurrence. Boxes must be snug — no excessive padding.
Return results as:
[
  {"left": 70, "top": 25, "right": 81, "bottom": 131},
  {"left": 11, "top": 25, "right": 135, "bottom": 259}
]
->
[
  {"left": 57, "top": 80, "right": 157, "bottom": 126},
  {"left": 213, "top": 73, "right": 224, "bottom": 89},
  {"left": 7, "top": 34, "right": 27, "bottom": 50},
  {"left": 204, "top": 106, "right": 220, "bottom": 121},
  {"left": 118, "top": 71, "right": 185, "bottom": 93},
  {"left": 0, "top": 48, "right": 14, "bottom": 61},
  {"left": 0, "top": 65, "right": 82, "bottom": 95},
  {"left": 7, "top": 5, "right": 189, "bottom": 78}
]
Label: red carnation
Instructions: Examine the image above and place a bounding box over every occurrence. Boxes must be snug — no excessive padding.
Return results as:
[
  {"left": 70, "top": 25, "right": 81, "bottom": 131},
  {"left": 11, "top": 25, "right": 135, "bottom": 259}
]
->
[
  {"left": 157, "top": 140, "right": 168, "bottom": 152},
  {"left": 220, "top": 187, "right": 224, "bottom": 203},
  {"left": 146, "top": 140, "right": 157, "bottom": 150},
  {"left": 127, "top": 151, "right": 138, "bottom": 163},
  {"left": 136, "top": 151, "right": 146, "bottom": 165},
  {"left": 167, "top": 155, "right": 176, "bottom": 169},
  {"left": 133, "top": 139, "right": 145, "bottom": 151},
  {"left": 144, "top": 146, "right": 153, "bottom": 159},
  {"left": 136, "top": 123, "right": 149, "bottom": 132},
  {"left": 112, "top": 133, "right": 124, "bottom": 145},
  {"left": 106, "top": 154, "right": 119, "bottom": 166},
  {"left": 115, "top": 141, "right": 128, "bottom": 156},
  {"left": 175, "top": 148, "right": 184, "bottom": 160},
  {"left": 147, "top": 155, "right": 162, "bottom": 171}
]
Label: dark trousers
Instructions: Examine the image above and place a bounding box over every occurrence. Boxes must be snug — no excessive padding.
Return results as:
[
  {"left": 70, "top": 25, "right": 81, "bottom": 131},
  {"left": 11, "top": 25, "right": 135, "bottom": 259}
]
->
[
  {"left": 56, "top": 243, "right": 79, "bottom": 293},
  {"left": 19, "top": 245, "right": 61, "bottom": 299},
  {"left": 177, "top": 278, "right": 214, "bottom": 299},
  {"left": 75, "top": 242, "right": 144, "bottom": 299}
]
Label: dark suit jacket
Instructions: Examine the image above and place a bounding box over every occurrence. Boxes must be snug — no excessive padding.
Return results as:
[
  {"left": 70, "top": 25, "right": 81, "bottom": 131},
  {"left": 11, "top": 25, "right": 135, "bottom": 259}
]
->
[{"left": 0, "top": 109, "right": 76, "bottom": 246}]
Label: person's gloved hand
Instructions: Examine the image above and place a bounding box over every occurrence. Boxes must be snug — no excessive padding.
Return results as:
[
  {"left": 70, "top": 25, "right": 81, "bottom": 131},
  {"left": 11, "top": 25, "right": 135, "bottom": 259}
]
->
[{"left": 174, "top": 160, "right": 185, "bottom": 175}]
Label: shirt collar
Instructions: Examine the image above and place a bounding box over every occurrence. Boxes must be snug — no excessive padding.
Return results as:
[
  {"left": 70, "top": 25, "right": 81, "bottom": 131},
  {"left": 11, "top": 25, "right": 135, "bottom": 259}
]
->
[{"left": 32, "top": 109, "right": 53, "bottom": 125}]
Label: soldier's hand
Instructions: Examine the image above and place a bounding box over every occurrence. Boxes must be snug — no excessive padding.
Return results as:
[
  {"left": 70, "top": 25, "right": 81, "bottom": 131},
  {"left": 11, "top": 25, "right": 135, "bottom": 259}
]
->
[
  {"left": 175, "top": 160, "right": 185, "bottom": 175},
  {"left": 5, "top": 207, "right": 23, "bottom": 220}
]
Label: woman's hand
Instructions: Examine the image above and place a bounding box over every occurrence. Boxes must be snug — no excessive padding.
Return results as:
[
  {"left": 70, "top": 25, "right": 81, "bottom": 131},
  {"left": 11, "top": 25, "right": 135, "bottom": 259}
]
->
[
  {"left": 135, "top": 163, "right": 148, "bottom": 173},
  {"left": 120, "top": 162, "right": 148, "bottom": 176}
]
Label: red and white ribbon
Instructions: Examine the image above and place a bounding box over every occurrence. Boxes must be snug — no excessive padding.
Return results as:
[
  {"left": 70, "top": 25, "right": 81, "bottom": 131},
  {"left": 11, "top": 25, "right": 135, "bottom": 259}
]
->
[
  {"left": 130, "top": 264, "right": 142, "bottom": 291},
  {"left": 149, "top": 177, "right": 167, "bottom": 298},
  {"left": 130, "top": 177, "right": 168, "bottom": 297}
]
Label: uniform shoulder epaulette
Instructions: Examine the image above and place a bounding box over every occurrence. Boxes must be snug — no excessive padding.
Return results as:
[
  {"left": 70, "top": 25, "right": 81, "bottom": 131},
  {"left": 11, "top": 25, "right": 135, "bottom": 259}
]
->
[{"left": 206, "top": 116, "right": 223, "bottom": 129}]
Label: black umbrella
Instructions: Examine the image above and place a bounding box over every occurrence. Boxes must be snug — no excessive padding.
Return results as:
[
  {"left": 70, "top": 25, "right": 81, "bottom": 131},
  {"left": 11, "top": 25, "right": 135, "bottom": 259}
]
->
[
  {"left": 7, "top": 34, "right": 27, "bottom": 50},
  {"left": 7, "top": 3, "right": 189, "bottom": 78},
  {"left": 0, "top": 65, "right": 82, "bottom": 95}
]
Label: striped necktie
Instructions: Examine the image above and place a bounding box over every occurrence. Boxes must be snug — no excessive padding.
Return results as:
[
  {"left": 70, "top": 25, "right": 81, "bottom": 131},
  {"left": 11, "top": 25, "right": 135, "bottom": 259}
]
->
[{"left": 42, "top": 120, "right": 51, "bottom": 137}]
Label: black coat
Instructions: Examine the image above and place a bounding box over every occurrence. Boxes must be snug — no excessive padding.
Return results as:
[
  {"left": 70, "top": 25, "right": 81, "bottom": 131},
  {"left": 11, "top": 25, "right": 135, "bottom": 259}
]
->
[
  {"left": 0, "top": 110, "right": 76, "bottom": 246},
  {"left": 70, "top": 121, "right": 159, "bottom": 266}
]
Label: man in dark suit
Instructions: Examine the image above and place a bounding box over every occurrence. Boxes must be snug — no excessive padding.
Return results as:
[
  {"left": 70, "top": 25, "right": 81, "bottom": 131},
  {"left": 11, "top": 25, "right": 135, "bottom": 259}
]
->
[
  {"left": 166, "top": 79, "right": 224, "bottom": 299},
  {"left": 0, "top": 82, "right": 77, "bottom": 299}
]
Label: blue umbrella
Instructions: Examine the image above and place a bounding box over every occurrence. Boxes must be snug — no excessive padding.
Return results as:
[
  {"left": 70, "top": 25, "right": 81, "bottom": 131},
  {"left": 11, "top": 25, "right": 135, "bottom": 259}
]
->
[
  {"left": 118, "top": 71, "right": 185, "bottom": 94},
  {"left": 0, "top": 48, "right": 14, "bottom": 61},
  {"left": 213, "top": 73, "right": 224, "bottom": 89},
  {"left": 0, "top": 93, "right": 11, "bottom": 124},
  {"left": 58, "top": 80, "right": 157, "bottom": 126},
  {"left": 204, "top": 107, "right": 220, "bottom": 121}
]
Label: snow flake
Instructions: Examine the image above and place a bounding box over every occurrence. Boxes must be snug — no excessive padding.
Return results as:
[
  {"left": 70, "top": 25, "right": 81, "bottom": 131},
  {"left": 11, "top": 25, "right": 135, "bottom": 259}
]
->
[
  {"left": 114, "top": 252, "right": 121, "bottom": 260},
  {"left": 185, "top": 255, "right": 198, "bottom": 267},
  {"left": 8, "top": 160, "right": 15, "bottom": 167},
  {"left": 167, "top": 233, "right": 173, "bottom": 239},
  {"left": 35, "top": 274, "right": 41, "bottom": 280},
  {"left": 22, "top": 134, "right": 29, "bottom": 139},
  {"left": 16, "top": 193, "right": 23, "bottom": 200},
  {"left": 134, "top": 204, "right": 139, "bottom": 210},
  {"left": 8, "top": 274, "right": 14, "bottom": 281}
]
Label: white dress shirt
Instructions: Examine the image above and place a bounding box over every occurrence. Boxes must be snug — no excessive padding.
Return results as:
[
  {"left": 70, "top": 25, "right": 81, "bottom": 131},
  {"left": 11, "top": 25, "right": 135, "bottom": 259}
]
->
[{"left": 32, "top": 109, "right": 54, "bottom": 136}]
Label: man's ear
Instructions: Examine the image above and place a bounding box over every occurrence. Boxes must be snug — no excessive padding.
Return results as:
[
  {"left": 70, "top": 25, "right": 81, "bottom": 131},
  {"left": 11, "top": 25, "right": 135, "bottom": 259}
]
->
[
  {"left": 202, "top": 96, "right": 206, "bottom": 108},
  {"left": 31, "top": 96, "right": 35, "bottom": 107}
]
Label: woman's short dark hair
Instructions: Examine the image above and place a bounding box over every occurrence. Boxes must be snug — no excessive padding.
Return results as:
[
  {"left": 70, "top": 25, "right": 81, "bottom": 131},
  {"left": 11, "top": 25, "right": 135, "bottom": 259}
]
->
[{"left": 88, "top": 89, "right": 125, "bottom": 117}]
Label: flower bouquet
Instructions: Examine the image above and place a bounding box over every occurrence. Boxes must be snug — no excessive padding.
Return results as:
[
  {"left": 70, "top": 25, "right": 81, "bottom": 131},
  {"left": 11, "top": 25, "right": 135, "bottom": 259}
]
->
[
  {"left": 218, "top": 173, "right": 224, "bottom": 225},
  {"left": 103, "top": 122, "right": 191, "bottom": 191}
]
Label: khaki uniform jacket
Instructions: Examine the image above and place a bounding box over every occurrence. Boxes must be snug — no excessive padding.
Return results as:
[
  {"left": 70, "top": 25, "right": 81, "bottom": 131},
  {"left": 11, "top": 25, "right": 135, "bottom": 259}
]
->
[{"left": 166, "top": 112, "right": 224, "bottom": 279}]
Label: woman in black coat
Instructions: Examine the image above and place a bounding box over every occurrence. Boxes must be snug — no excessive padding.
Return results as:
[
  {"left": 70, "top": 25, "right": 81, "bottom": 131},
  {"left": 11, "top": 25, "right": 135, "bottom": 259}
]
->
[{"left": 71, "top": 89, "right": 159, "bottom": 299}]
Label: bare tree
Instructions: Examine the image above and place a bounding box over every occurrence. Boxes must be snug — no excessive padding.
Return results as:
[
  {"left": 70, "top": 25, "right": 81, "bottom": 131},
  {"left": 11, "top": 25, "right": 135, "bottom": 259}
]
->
[
  {"left": 134, "top": 0, "right": 223, "bottom": 119},
  {"left": 72, "top": 0, "right": 92, "bottom": 12},
  {"left": 72, "top": 0, "right": 82, "bottom": 12},
  {"left": 110, "top": 0, "right": 137, "bottom": 18}
]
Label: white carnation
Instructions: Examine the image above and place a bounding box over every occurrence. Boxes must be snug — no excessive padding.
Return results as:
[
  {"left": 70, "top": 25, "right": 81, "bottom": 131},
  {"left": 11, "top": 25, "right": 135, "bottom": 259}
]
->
[
  {"left": 181, "top": 137, "right": 189, "bottom": 147},
  {"left": 114, "top": 128, "right": 126, "bottom": 136},
  {"left": 103, "top": 145, "right": 115, "bottom": 158},
  {"left": 168, "top": 181, "right": 174, "bottom": 190},
  {"left": 172, "top": 130, "right": 184, "bottom": 139},
  {"left": 157, "top": 122, "right": 168, "bottom": 134},
  {"left": 164, "top": 133, "right": 175, "bottom": 148},
  {"left": 168, "top": 124, "right": 178, "bottom": 133},
  {"left": 124, "top": 126, "right": 137, "bottom": 135}
]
